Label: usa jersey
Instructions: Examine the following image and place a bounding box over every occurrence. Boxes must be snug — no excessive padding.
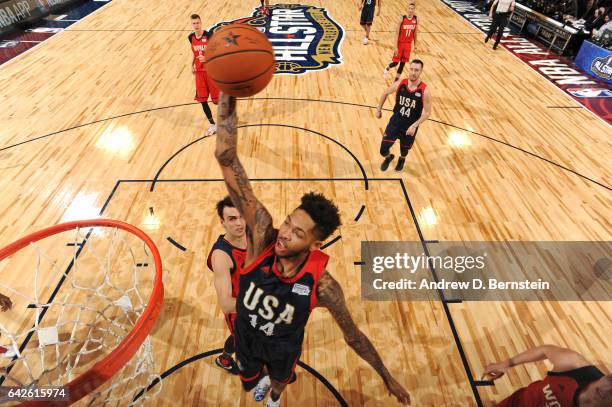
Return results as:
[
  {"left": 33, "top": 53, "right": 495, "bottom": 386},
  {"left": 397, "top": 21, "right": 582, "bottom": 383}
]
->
[
  {"left": 390, "top": 79, "right": 427, "bottom": 129},
  {"left": 206, "top": 235, "right": 247, "bottom": 297},
  {"left": 498, "top": 366, "right": 604, "bottom": 407},
  {"left": 235, "top": 232, "right": 328, "bottom": 349},
  {"left": 398, "top": 15, "right": 417, "bottom": 44},
  {"left": 188, "top": 31, "right": 210, "bottom": 72}
]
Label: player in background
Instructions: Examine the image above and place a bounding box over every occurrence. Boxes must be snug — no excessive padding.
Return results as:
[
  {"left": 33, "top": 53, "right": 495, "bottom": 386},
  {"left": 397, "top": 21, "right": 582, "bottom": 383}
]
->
[
  {"left": 215, "top": 93, "right": 411, "bottom": 407},
  {"left": 483, "top": 344, "right": 611, "bottom": 406},
  {"left": 376, "top": 59, "right": 432, "bottom": 172},
  {"left": 189, "top": 14, "right": 219, "bottom": 137},
  {"left": 359, "top": 0, "right": 381, "bottom": 45},
  {"left": 383, "top": 3, "right": 417, "bottom": 82},
  {"left": 260, "top": 0, "right": 270, "bottom": 16},
  {"left": 207, "top": 197, "right": 247, "bottom": 374}
]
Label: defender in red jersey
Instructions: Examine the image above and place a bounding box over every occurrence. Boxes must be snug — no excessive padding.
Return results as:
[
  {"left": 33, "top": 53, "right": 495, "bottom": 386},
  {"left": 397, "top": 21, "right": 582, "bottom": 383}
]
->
[
  {"left": 383, "top": 2, "right": 418, "bottom": 82},
  {"left": 206, "top": 196, "right": 247, "bottom": 375},
  {"left": 483, "top": 345, "right": 611, "bottom": 406},
  {"left": 189, "top": 14, "right": 219, "bottom": 137},
  {"left": 260, "top": 0, "right": 270, "bottom": 16},
  {"left": 376, "top": 60, "right": 432, "bottom": 172},
  {"left": 215, "top": 94, "right": 411, "bottom": 407}
]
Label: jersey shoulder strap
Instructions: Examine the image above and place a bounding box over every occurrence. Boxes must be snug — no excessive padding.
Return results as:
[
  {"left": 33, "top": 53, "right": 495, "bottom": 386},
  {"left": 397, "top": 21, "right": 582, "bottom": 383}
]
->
[{"left": 240, "top": 230, "right": 279, "bottom": 275}]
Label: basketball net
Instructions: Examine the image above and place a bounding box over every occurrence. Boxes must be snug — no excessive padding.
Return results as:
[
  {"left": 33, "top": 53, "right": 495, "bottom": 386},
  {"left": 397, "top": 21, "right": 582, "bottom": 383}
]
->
[{"left": 0, "top": 220, "right": 164, "bottom": 405}]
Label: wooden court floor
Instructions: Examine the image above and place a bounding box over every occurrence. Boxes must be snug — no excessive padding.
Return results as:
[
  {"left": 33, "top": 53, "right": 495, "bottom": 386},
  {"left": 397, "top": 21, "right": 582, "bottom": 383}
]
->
[{"left": 0, "top": 0, "right": 610, "bottom": 405}]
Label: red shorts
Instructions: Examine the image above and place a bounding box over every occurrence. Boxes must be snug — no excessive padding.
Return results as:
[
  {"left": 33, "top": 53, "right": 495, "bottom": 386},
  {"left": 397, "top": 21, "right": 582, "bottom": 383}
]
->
[
  {"left": 392, "top": 43, "right": 412, "bottom": 63},
  {"left": 225, "top": 312, "right": 236, "bottom": 335},
  {"left": 194, "top": 70, "right": 219, "bottom": 103}
]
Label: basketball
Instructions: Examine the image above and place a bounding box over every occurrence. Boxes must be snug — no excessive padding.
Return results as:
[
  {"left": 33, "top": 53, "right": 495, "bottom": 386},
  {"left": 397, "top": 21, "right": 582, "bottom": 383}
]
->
[{"left": 205, "top": 24, "right": 275, "bottom": 97}]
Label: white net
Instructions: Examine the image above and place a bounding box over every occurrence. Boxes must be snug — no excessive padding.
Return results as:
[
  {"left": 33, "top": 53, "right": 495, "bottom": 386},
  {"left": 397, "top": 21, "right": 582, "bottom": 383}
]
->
[{"left": 0, "top": 224, "right": 162, "bottom": 406}]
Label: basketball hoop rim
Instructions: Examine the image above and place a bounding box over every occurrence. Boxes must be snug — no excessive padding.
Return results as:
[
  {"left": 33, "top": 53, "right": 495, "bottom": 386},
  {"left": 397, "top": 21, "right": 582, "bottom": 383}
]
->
[{"left": 0, "top": 219, "right": 164, "bottom": 406}]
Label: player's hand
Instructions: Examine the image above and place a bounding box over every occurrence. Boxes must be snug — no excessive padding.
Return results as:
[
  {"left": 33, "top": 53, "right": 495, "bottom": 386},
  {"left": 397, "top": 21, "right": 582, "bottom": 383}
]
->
[
  {"left": 198, "top": 55, "right": 206, "bottom": 63},
  {"left": 0, "top": 294, "right": 12, "bottom": 312},
  {"left": 375, "top": 109, "right": 382, "bottom": 119},
  {"left": 384, "top": 376, "right": 411, "bottom": 405},
  {"left": 405, "top": 125, "right": 417, "bottom": 136},
  {"left": 482, "top": 360, "right": 511, "bottom": 381}
]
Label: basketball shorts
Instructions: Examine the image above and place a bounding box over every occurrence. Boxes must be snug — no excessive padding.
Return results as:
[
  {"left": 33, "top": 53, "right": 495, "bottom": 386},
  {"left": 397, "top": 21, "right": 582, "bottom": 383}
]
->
[
  {"left": 381, "top": 121, "right": 419, "bottom": 155},
  {"left": 234, "top": 324, "right": 301, "bottom": 389},
  {"left": 360, "top": 7, "right": 375, "bottom": 25},
  {"left": 194, "top": 70, "right": 219, "bottom": 103},
  {"left": 392, "top": 43, "right": 412, "bottom": 63}
]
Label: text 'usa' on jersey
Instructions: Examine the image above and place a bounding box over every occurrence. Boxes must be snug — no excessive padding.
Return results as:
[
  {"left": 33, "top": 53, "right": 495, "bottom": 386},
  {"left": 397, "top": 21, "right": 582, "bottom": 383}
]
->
[
  {"left": 189, "top": 31, "right": 210, "bottom": 72},
  {"left": 391, "top": 79, "right": 427, "bottom": 128},
  {"left": 235, "top": 236, "right": 328, "bottom": 346}
]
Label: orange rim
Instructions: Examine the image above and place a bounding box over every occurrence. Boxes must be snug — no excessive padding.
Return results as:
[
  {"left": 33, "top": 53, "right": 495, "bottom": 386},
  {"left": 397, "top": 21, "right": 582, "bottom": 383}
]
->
[{"left": 0, "top": 219, "right": 164, "bottom": 406}]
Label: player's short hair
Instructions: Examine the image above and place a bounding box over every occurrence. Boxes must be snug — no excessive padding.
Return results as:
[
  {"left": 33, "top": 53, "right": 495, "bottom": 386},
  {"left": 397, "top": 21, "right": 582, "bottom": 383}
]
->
[
  {"left": 411, "top": 59, "right": 424, "bottom": 68},
  {"left": 216, "top": 196, "right": 235, "bottom": 219},
  {"left": 298, "top": 192, "right": 342, "bottom": 240},
  {"left": 408, "top": 2, "right": 416, "bottom": 6},
  {"left": 190, "top": 14, "right": 201, "bottom": 20}
]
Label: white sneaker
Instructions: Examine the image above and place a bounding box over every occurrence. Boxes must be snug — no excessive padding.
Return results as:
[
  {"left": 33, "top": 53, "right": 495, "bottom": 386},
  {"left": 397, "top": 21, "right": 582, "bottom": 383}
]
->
[
  {"left": 363, "top": 36, "right": 369, "bottom": 45},
  {"left": 266, "top": 396, "right": 281, "bottom": 407},
  {"left": 253, "top": 375, "right": 271, "bottom": 402},
  {"left": 383, "top": 68, "right": 389, "bottom": 79},
  {"left": 205, "top": 124, "right": 217, "bottom": 137}
]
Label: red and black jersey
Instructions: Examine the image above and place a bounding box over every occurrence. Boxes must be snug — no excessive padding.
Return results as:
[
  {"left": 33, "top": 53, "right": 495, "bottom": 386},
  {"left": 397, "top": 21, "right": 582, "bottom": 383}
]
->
[
  {"left": 398, "top": 15, "right": 417, "bottom": 44},
  {"left": 390, "top": 79, "right": 427, "bottom": 128},
  {"left": 188, "top": 31, "right": 211, "bottom": 72},
  {"left": 206, "top": 234, "right": 247, "bottom": 297},
  {"left": 234, "top": 231, "right": 328, "bottom": 350},
  {"left": 497, "top": 366, "right": 604, "bottom": 407}
]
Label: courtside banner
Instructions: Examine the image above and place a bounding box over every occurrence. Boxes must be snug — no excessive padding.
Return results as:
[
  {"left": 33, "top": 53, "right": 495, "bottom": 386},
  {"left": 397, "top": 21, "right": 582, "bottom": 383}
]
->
[
  {"left": 440, "top": 0, "right": 612, "bottom": 125},
  {"left": 0, "top": 0, "right": 48, "bottom": 35},
  {"left": 0, "top": 0, "right": 82, "bottom": 35},
  {"left": 361, "top": 241, "right": 611, "bottom": 301},
  {"left": 575, "top": 41, "right": 612, "bottom": 86}
]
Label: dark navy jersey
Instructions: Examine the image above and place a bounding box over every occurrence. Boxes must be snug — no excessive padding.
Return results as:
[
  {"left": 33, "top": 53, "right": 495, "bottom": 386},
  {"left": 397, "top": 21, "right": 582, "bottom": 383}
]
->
[
  {"left": 363, "top": 0, "right": 376, "bottom": 8},
  {"left": 390, "top": 79, "right": 427, "bottom": 129},
  {"left": 235, "top": 231, "right": 328, "bottom": 349},
  {"left": 206, "top": 234, "right": 247, "bottom": 297}
]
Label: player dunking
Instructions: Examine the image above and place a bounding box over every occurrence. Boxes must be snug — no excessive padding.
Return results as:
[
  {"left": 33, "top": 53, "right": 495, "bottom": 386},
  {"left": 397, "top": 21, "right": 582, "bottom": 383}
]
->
[
  {"left": 359, "top": 0, "right": 381, "bottom": 45},
  {"left": 215, "top": 93, "right": 411, "bottom": 407},
  {"left": 206, "top": 196, "right": 247, "bottom": 374},
  {"left": 376, "top": 60, "right": 432, "bottom": 172},
  {"left": 383, "top": 3, "right": 417, "bottom": 82},
  {"left": 189, "top": 14, "right": 219, "bottom": 137}
]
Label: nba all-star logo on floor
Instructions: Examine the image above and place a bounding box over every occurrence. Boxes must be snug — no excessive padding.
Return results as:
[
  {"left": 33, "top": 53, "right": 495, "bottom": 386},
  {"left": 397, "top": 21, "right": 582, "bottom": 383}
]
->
[{"left": 209, "top": 4, "right": 344, "bottom": 75}]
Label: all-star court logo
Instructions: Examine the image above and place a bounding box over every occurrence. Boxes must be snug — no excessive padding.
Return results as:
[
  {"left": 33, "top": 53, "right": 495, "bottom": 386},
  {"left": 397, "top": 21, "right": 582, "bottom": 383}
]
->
[
  {"left": 590, "top": 55, "right": 612, "bottom": 81},
  {"left": 210, "top": 4, "right": 344, "bottom": 75}
]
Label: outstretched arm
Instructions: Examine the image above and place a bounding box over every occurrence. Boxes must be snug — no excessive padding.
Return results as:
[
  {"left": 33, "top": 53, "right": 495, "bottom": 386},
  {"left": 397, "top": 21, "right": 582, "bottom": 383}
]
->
[
  {"left": 483, "top": 345, "right": 590, "bottom": 380},
  {"left": 317, "top": 271, "right": 411, "bottom": 405},
  {"left": 215, "top": 93, "right": 275, "bottom": 258}
]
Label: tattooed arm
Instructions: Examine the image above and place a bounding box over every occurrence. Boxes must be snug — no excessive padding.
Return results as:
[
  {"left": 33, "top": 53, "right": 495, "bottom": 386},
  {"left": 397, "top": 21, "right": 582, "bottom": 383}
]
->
[
  {"left": 214, "top": 93, "right": 275, "bottom": 259},
  {"left": 317, "top": 271, "right": 411, "bottom": 405}
]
